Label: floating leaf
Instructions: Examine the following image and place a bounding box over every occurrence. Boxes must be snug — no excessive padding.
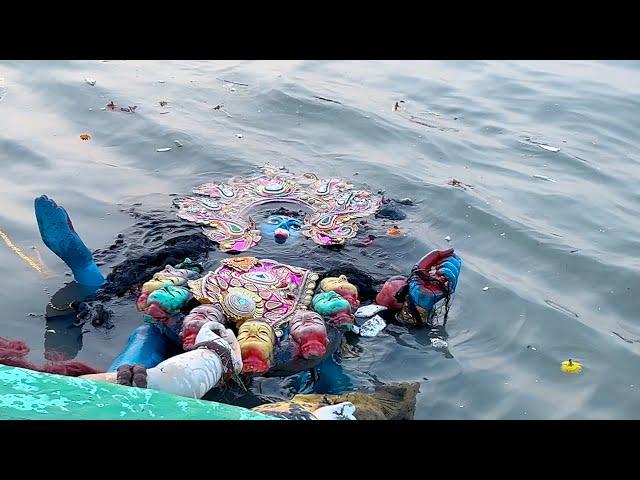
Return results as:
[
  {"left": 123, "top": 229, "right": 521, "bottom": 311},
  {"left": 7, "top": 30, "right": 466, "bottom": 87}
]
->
[{"left": 80, "top": 133, "right": 91, "bottom": 141}]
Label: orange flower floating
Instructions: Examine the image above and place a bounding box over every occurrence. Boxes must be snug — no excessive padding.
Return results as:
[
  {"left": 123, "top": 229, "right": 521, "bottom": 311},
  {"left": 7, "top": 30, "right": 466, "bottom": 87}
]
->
[
  {"left": 80, "top": 133, "right": 91, "bottom": 141},
  {"left": 106, "top": 101, "right": 117, "bottom": 110},
  {"left": 387, "top": 226, "right": 401, "bottom": 237}
]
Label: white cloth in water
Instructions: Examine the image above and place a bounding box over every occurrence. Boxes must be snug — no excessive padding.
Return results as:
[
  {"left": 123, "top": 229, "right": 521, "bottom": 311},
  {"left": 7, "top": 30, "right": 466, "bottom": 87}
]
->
[
  {"left": 146, "top": 321, "right": 241, "bottom": 399},
  {"left": 146, "top": 349, "right": 224, "bottom": 399},
  {"left": 355, "top": 304, "right": 387, "bottom": 319}
]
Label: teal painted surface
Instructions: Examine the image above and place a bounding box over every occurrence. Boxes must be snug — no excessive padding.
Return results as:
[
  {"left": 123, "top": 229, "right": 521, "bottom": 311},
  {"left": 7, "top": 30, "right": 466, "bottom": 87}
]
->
[{"left": 0, "top": 365, "right": 276, "bottom": 420}]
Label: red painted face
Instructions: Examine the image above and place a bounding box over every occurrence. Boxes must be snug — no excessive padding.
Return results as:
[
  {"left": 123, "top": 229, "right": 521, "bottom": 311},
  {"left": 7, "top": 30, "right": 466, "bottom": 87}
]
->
[
  {"left": 290, "top": 311, "right": 329, "bottom": 360},
  {"left": 241, "top": 346, "right": 272, "bottom": 374},
  {"left": 376, "top": 277, "right": 408, "bottom": 310},
  {"left": 333, "top": 287, "right": 360, "bottom": 310}
]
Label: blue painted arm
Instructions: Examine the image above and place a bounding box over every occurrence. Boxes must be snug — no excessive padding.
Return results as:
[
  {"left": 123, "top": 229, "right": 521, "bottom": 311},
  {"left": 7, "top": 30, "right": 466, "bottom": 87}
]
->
[{"left": 108, "top": 323, "right": 175, "bottom": 371}]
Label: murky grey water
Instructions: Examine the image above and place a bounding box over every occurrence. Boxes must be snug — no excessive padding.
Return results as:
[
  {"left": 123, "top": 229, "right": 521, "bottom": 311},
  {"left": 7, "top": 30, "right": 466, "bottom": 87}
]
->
[{"left": 1, "top": 60, "right": 639, "bottom": 419}]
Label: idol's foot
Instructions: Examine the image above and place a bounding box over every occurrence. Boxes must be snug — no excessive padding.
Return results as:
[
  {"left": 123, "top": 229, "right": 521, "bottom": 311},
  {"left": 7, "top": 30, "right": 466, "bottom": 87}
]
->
[{"left": 35, "top": 195, "right": 104, "bottom": 287}]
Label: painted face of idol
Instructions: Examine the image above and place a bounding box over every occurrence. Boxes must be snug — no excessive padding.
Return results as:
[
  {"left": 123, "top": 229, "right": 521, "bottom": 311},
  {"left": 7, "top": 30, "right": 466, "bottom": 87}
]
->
[{"left": 260, "top": 215, "right": 302, "bottom": 244}]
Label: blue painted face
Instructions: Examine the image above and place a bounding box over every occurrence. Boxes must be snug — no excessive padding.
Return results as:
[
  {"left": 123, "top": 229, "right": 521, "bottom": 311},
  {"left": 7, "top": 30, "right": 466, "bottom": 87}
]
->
[{"left": 260, "top": 215, "right": 302, "bottom": 244}]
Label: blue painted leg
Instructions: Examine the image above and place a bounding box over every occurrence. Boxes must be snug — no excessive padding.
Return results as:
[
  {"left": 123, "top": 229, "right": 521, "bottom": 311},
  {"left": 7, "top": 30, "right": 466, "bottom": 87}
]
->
[{"left": 34, "top": 195, "right": 105, "bottom": 287}]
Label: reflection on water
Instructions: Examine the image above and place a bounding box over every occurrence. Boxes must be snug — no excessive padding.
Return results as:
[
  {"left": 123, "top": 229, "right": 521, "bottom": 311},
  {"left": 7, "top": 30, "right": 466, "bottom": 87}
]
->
[{"left": 1, "top": 60, "right": 640, "bottom": 419}]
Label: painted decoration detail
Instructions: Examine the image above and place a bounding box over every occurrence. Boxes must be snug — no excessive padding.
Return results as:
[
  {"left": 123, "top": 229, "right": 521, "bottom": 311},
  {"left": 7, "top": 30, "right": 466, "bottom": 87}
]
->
[
  {"left": 188, "top": 256, "right": 319, "bottom": 330},
  {"left": 173, "top": 164, "right": 382, "bottom": 252}
]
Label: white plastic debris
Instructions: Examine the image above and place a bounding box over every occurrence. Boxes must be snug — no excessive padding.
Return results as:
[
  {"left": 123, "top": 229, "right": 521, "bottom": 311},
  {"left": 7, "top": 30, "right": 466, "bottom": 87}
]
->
[
  {"left": 85, "top": 78, "right": 96, "bottom": 86},
  {"left": 355, "top": 304, "right": 387, "bottom": 319},
  {"left": 174, "top": 140, "right": 183, "bottom": 147},
  {"left": 157, "top": 80, "right": 166, "bottom": 83},
  {"left": 235, "top": 134, "right": 243, "bottom": 139},
  {"left": 483, "top": 286, "right": 490, "bottom": 291},
  {"left": 533, "top": 174, "right": 556, "bottom": 182},
  {"left": 430, "top": 338, "right": 448, "bottom": 349},
  {"left": 156, "top": 148, "right": 172, "bottom": 152},
  {"left": 359, "top": 315, "right": 387, "bottom": 337},
  {"left": 445, "top": 235, "right": 451, "bottom": 242},
  {"left": 538, "top": 144, "right": 559, "bottom": 152}
]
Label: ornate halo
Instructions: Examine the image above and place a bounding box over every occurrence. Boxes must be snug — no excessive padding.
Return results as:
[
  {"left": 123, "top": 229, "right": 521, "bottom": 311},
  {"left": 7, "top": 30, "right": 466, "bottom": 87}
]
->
[{"left": 174, "top": 164, "right": 382, "bottom": 252}]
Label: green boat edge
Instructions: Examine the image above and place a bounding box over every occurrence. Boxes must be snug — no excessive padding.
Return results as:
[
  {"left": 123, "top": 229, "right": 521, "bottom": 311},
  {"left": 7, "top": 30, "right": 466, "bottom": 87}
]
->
[{"left": 0, "top": 364, "right": 277, "bottom": 420}]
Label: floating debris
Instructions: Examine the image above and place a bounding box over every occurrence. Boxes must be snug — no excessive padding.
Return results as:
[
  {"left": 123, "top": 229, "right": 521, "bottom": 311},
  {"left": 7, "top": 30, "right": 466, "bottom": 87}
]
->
[
  {"left": 173, "top": 140, "right": 183, "bottom": 148},
  {"left": 46, "top": 329, "right": 56, "bottom": 333},
  {"left": 156, "top": 147, "right": 172, "bottom": 152},
  {"left": 362, "top": 234, "right": 375, "bottom": 246},
  {"left": 448, "top": 178, "right": 472, "bottom": 189},
  {"left": 120, "top": 106, "right": 137, "bottom": 113},
  {"left": 561, "top": 359, "right": 582, "bottom": 374},
  {"left": 376, "top": 205, "right": 406, "bottom": 220},
  {"left": 235, "top": 134, "right": 243, "bottom": 139},
  {"left": 84, "top": 78, "right": 96, "bottom": 86},
  {"left": 159, "top": 101, "right": 168, "bottom": 107},
  {"left": 527, "top": 345, "right": 537, "bottom": 351},
  {"left": 355, "top": 304, "right": 388, "bottom": 319},
  {"left": 482, "top": 286, "right": 490, "bottom": 291},
  {"left": 398, "top": 197, "right": 414, "bottom": 206},
  {"left": 539, "top": 144, "right": 560, "bottom": 152},
  {"left": 430, "top": 338, "right": 448, "bottom": 349},
  {"left": 80, "top": 133, "right": 91, "bottom": 141},
  {"left": 218, "top": 78, "right": 249, "bottom": 87},
  {"left": 157, "top": 80, "right": 166, "bottom": 84},
  {"left": 387, "top": 226, "right": 402, "bottom": 237},
  {"left": 106, "top": 101, "right": 117, "bottom": 110},
  {"left": 544, "top": 299, "right": 579, "bottom": 318},
  {"left": 532, "top": 174, "right": 556, "bottom": 182},
  {"left": 445, "top": 235, "right": 451, "bottom": 242},
  {"left": 313, "top": 95, "right": 342, "bottom": 105},
  {"left": 359, "top": 315, "right": 386, "bottom": 337}
]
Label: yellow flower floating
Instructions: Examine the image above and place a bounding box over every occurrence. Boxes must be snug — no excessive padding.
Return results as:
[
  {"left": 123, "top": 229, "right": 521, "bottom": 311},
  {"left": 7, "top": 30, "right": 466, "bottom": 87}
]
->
[
  {"left": 80, "top": 133, "right": 91, "bottom": 141},
  {"left": 561, "top": 359, "right": 582, "bottom": 374}
]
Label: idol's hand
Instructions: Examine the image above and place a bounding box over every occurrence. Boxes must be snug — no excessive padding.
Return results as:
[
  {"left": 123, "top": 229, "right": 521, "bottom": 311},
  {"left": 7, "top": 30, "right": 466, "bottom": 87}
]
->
[
  {"left": 195, "top": 321, "right": 242, "bottom": 375},
  {"left": 409, "top": 249, "right": 462, "bottom": 311}
]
